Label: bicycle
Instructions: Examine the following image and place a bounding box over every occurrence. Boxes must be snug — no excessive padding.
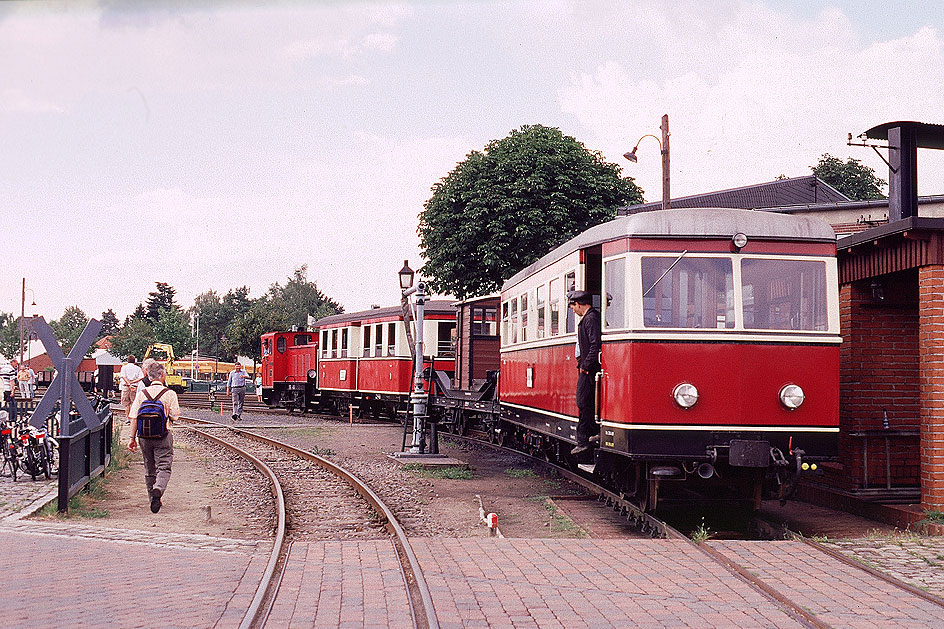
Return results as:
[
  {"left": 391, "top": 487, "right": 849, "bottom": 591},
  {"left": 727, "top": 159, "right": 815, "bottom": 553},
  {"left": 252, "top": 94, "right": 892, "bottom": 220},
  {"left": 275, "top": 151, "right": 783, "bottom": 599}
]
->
[
  {"left": 15, "top": 420, "right": 52, "bottom": 481},
  {"left": 0, "top": 411, "right": 19, "bottom": 481}
]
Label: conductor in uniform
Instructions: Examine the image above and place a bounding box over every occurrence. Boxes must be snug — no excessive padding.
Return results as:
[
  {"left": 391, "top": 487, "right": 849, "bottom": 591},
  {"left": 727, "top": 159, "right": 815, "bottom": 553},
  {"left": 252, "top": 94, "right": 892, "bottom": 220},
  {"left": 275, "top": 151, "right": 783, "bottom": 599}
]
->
[{"left": 568, "top": 290, "right": 601, "bottom": 456}]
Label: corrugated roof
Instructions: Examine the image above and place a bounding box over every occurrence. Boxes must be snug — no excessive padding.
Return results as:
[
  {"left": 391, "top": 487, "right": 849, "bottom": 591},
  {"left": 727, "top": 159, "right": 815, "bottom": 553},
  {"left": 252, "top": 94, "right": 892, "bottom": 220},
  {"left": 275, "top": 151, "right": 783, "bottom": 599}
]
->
[
  {"left": 618, "top": 175, "right": 850, "bottom": 215},
  {"left": 865, "top": 121, "right": 944, "bottom": 150}
]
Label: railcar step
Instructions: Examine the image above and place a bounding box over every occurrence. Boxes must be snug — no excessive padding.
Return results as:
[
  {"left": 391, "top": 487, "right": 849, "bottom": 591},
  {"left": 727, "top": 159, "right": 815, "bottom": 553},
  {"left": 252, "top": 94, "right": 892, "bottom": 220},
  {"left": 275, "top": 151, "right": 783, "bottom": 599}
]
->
[{"left": 577, "top": 463, "right": 596, "bottom": 474}]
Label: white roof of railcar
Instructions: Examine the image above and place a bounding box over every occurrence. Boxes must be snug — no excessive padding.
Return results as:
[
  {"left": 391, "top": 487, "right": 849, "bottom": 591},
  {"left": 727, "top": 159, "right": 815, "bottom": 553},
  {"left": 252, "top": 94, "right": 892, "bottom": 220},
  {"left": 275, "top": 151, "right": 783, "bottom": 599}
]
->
[
  {"left": 312, "top": 300, "right": 457, "bottom": 328},
  {"left": 503, "top": 207, "right": 835, "bottom": 291}
]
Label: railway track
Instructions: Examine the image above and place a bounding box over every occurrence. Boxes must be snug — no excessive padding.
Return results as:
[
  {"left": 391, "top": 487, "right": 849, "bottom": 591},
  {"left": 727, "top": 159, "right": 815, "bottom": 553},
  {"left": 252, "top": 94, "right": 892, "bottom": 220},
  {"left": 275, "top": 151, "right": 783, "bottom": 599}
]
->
[
  {"left": 178, "top": 415, "right": 438, "bottom": 629},
  {"left": 440, "top": 430, "right": 944, "bottom": 628}
]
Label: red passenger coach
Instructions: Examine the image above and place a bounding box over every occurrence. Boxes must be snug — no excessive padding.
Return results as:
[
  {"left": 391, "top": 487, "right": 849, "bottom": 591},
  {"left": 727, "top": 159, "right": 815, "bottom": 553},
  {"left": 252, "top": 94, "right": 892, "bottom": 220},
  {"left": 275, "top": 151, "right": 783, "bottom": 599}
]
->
[
  {"left": 260, "top": 330, "right": 318, "bottom": 411},
  {"left": 498, "top": 208, "right": 841, "bottom": 509},
  {"left": 313, "top": 301, "right": 457, "bottom": 416}
]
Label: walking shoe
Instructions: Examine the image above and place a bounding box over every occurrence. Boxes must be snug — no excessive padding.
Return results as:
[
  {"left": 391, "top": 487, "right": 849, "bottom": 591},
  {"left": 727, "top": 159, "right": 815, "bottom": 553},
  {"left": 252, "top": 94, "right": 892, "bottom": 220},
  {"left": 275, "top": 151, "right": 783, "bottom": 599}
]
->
[
  {"left": 150, "top": 488, "right": 162, "bottom": 513},
  {"left": 589, "top": 435, "right": 600, "bottom": 444},
  {"left": 232, "top": 414, "right": 237, "bottom": 420},
  {"left": 571, "top": 444, "right": 590, "bottom": 456}
]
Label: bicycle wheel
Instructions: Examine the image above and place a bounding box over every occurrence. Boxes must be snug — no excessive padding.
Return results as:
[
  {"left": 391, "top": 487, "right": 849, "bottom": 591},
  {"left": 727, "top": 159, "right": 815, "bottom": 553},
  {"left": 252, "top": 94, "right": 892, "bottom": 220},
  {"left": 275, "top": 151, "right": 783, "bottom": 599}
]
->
[
  {"left": 39, "top": 443, "right": 51, "bottom": 480},
  {"left": 23, "top": 446, "right": 38, "bottom": 480},
  {"left": 8, "top": 444, "right": 17, "bottom": 482}
]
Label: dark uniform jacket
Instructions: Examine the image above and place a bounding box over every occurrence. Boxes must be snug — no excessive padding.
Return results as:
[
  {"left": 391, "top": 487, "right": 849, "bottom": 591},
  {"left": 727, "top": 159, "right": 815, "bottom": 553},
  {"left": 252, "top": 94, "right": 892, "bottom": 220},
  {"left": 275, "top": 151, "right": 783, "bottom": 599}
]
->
[{"left": 577, "top": 307, "right": 602, "bottom": 374}]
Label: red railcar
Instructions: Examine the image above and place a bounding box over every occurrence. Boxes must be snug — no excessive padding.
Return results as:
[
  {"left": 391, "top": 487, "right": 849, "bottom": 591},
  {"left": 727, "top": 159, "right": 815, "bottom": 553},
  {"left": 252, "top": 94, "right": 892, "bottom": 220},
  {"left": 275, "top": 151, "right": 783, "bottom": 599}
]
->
[
  {"left": 260, "top": 330, "right": 318, "bottom": 411},
  {"left": 312, "top": 301, "right": 457, "bottom": 416},
  {"left": 498, "top": 208, "right": 840, "bottom": 509}
]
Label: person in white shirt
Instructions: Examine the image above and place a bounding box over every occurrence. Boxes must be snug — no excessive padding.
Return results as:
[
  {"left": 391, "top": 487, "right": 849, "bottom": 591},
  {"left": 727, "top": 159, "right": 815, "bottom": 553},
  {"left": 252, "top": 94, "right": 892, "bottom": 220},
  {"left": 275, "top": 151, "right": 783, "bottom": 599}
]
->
[{"left": 119, "top": 355, "right": 145, "bottom": 416}]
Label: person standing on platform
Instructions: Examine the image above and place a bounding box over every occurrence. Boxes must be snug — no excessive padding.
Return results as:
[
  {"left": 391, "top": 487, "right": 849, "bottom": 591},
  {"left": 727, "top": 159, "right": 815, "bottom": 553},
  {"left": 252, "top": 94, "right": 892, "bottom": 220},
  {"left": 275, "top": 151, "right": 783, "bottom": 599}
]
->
[
  {"left": 227, "top": 362, "right": 249, "bottom": 421},
  {"left": 567, "top": 291, "right": 601, "bottom": 456},
  {"left": 1, "top": 361, "right": 17, "bottom": 422},
  {"left": 255, "top": 373, "right": 263, "bottom": 403},
  {"left": 128, "top": 361, "right": 179, "bottom": 514},
  {"left": 16, "top": 363, "right": 32, "bottom": 400},
  {"left": 119, "top": 355, "right": 144, "bottom": 417}
]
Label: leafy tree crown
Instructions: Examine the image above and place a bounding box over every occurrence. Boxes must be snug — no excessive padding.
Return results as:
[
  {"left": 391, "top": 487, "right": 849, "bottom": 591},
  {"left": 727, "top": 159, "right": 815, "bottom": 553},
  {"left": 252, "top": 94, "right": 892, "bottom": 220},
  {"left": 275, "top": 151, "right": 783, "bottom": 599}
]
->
[{"left": 418, "top": 124, "right": 643, "bottom": 298}]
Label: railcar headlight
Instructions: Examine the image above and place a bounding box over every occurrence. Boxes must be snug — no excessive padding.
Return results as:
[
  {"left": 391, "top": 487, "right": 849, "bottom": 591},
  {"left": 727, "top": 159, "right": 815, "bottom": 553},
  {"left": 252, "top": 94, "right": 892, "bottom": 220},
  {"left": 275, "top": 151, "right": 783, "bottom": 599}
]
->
[
  {"left": 672, "top": 383, "right": 699, "bottom": 409},
  {"left": 307, "top": 369, "right": 317, "bottom": 379},
  {"left": 779, "top": 384, "right": 805, "bottom": 410},
  {"left": 732, "top": 232, "right": 748, "bottom": 251}
]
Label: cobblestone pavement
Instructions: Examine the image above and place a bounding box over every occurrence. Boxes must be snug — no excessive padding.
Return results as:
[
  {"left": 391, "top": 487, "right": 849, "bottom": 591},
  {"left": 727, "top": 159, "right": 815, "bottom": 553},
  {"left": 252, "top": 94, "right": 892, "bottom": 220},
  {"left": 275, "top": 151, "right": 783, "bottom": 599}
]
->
[
  {"left": 0, "top": 474, "right": 56, "bottom": 521},
  {"left": 824, "top": 536, "right": 944, "bottom": 597}
]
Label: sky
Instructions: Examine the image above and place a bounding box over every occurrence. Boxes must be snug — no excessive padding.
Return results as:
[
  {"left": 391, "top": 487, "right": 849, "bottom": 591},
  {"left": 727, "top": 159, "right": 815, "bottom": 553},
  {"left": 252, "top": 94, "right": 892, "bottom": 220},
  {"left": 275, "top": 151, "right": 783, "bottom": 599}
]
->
[{"left": 3, "top": 0, "right": 944, "bottom": 324}]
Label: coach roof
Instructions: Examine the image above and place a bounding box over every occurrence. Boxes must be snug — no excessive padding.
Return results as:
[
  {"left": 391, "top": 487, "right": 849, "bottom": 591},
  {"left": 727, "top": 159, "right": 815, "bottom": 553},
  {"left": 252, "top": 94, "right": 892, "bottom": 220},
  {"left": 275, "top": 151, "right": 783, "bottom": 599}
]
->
[
  {"left": 311, "top": 299, "right": 457, "bottom": 328},
  {"left": 503, "top": 207, "right": 836, "bottom": 291}
]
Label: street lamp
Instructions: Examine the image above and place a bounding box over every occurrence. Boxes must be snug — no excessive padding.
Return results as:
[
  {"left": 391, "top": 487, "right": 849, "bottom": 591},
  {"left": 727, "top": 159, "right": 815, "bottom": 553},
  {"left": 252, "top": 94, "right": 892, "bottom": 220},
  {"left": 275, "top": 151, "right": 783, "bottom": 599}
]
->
[
  {"left": 399, "top": 261, "right": 429, "bottom": 454},
  {"left": 399, "top": 259, "right": 415, "bottom": 290},
  {"left": 624, "top": 114, "right": 671, "bottom": 211}
]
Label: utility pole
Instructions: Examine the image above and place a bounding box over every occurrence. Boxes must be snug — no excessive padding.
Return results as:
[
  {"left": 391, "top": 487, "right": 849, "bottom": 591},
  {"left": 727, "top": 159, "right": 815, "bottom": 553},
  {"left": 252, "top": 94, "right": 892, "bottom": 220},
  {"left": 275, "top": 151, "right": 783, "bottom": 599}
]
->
[
  {"left": 19, "top": 278, "right": 25, "bottom": 363},
  {"left": 661, "top": 114, "right": 671, "bottom": 211}
]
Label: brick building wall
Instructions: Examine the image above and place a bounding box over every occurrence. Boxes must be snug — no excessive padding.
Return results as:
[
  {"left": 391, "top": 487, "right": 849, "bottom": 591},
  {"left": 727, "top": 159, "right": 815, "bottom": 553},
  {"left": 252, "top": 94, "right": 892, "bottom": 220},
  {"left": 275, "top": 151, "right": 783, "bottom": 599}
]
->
[
  {"left": 837, "top": 272, "right": 921, "bottom": 491},
  {"left": 919, "top": 265, "right": 944, "bottom": 510}
]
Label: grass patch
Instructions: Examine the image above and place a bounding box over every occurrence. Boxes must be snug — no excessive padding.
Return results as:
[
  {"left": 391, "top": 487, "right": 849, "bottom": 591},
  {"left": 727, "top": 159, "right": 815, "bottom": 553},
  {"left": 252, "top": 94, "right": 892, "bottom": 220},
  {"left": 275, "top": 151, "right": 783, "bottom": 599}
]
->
[
  {"left": 309, "top": 445, "right": 335, "bottom": 457},
  {"left": 37, "top": 476, "right": 109, "bottom": 519},
  {"left": 505, "top": 468, "right": 537, "bottom": 479},
  {"left": 403, "top": 463, "right": 473, "bottom": 480},
  {"left": 287, "top": 427, "right": 327, "bottom": 438},
  {"left": 690, "top": 517, "right": 713, "bottom": 544},
  {"left": 542, "top": 499, "right": 588, "bottom": 538}
]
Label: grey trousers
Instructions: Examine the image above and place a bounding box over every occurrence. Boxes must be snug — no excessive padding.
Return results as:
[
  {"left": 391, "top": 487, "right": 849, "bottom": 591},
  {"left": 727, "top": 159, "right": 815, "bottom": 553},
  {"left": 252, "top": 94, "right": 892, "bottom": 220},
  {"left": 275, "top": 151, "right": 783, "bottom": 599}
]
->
[
  {"left": 231, "top": 387, "right": 245, "bottom": 417},
  {"left": 139, "top": 432, "right": 173, "bottom": 495}
]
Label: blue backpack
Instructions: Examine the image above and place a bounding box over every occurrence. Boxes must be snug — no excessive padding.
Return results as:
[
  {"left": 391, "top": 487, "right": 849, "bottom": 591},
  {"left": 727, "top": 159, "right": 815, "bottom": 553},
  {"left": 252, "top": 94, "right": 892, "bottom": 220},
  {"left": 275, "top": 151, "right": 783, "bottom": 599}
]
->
[{"left": 136, "top": 387, "right": 169, "bottom": 439}]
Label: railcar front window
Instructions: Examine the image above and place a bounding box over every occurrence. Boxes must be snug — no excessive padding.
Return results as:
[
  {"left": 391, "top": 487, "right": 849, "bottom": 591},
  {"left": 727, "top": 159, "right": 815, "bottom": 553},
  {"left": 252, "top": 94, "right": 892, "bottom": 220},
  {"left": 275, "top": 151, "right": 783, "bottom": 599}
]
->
[
  {"left": 341, "top": 329, "right": 348, "bottom": 358},
  {"left": 604, "top": 257, "right": 626, "bottom": 329},
  {"left": 278, "top": 336, "right": 287, "bottom": 353},
  {"left": 363, "top": 326, "right": 370, "bottom": 357},
  {"left": 742, "top": 259, "right": 828, "bottom": 331},
  {"left": 374, "top": 325, "right": 383, "bottom": 356},
  {"left": 511, "top": 298, "right": 518, "bottom": 344},
  {"left": 641, "top": 257, "right": 735, "bottom": 329},
  {"left": 536, "top": 286, "right": 546, "bottom": 339},
  {"left": 387, "top": 322, "right": 396, "bottom": 356}
]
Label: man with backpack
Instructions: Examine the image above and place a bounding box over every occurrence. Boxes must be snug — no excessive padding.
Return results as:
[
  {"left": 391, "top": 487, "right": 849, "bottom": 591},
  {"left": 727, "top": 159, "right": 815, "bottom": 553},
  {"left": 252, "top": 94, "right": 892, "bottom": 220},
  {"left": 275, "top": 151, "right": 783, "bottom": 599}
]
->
[{"left": 128, "top": 361, "right": 180, "bottom": 514}]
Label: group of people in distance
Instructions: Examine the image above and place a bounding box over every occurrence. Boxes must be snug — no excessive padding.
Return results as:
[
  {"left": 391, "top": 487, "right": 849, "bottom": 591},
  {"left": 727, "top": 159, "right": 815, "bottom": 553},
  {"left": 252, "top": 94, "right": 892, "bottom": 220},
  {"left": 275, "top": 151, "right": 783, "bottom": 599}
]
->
[{"left": 0, "top": 359, "right": 37, "bottom": 423}]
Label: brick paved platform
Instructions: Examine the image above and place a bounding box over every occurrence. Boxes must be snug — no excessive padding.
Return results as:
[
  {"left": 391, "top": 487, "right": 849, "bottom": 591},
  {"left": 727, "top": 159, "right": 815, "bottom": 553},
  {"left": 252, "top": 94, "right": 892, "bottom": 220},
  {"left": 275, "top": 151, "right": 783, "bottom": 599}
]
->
[
  {"left": 267, "top": 540, "right": 412, "bottom": 628},
  {"left": 0, "top": 522, "right": 268, "bottom": 628},
  {"left": 412, "top": 539, "right": 804, "bottom": 628},
  {"left": 708, "top": 540, "right": 944, "bottom": 628}
]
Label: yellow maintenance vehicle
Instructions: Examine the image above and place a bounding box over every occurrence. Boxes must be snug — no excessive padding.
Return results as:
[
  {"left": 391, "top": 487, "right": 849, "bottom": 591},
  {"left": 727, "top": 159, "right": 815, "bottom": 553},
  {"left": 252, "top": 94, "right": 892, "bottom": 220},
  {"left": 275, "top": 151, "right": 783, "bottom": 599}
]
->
[{"left": 143, "top": 343, "right": 187, "bottom": 393}]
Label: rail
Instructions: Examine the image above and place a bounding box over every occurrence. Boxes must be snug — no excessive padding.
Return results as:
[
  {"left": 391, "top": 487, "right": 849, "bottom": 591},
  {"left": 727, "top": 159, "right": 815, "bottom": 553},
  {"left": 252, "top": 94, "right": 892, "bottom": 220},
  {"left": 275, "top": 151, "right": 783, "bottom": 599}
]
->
[
  {"left": 179, "top": 421, "right": 287, "bottom": 629},
  {"left": 178, "top": 415, "right": 439, "bottom": 629}
]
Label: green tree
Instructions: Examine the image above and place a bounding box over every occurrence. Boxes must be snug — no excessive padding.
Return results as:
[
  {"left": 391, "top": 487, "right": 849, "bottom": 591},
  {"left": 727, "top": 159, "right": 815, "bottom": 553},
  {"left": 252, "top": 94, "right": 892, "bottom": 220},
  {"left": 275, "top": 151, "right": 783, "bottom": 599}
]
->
[
  {"left": 811, "top": 154, "right": 887, "bottom": 200},
  {"left": 145, "top": 282, "right": 180, "bottom": 321},
  {"left": 51, "top": 306, "right": 91, "bottom": 355},
  {"left": 0, "top": 313, "right": 19, "bottom": 360},
  {"left": 100, "top": 309, "right": 120, "bottom": 337},
  {"left": 263, "top": 265, "right": 342, "bottom": 331},
  {"left": 108, "top": 318, "right": 155, "bottom": 360},
  {"left": 224, "top": 300, "right": 274, "bottom": 363},
  {"left": 418, "top": 124, "right": 643, "bottom": 298},
  {"left": 124, "top": 303, "right": 148, "bottom": 326},
  {"left": 152, "top": 308, "right": 194, "bottom": 356}
]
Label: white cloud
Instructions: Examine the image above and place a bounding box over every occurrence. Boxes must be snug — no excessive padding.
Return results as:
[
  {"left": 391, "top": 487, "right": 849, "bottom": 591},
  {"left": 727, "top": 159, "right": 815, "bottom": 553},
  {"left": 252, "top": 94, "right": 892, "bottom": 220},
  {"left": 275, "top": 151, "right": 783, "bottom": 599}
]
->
[{"left": 559, "top": 3, "right": 944, "bottom": 200}]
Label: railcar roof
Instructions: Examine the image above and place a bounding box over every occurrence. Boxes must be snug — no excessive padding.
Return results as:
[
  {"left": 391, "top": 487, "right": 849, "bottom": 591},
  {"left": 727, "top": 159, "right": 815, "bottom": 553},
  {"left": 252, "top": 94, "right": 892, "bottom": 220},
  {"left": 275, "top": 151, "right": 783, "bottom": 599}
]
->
[
  {"left": 311, "top": 299, "right": 457, "bottom": 328},
  {"left": 503, "top": 207, "right": 836, "bottom": 291}
]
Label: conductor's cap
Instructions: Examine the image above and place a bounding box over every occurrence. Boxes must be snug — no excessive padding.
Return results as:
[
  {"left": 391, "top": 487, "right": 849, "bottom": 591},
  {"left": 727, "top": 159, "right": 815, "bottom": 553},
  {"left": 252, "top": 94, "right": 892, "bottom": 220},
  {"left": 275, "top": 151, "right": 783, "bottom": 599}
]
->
[{"left": 567, "top": 290, "right": 592, "bottom": 305}]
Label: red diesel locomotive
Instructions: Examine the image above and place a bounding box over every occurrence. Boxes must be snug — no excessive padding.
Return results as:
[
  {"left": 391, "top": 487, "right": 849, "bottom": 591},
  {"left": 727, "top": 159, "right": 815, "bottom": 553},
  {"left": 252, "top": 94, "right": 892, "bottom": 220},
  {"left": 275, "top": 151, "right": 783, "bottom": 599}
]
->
[{"left": 497, "top": 207, "right": 840, "bottom": 509}]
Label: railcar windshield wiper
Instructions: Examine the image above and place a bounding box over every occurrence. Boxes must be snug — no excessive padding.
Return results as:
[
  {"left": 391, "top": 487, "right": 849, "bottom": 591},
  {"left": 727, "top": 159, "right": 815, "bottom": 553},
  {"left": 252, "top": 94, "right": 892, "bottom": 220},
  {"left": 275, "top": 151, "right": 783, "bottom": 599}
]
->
[{"left": 643, "top": 250, "right": 689, "bottom": 297}]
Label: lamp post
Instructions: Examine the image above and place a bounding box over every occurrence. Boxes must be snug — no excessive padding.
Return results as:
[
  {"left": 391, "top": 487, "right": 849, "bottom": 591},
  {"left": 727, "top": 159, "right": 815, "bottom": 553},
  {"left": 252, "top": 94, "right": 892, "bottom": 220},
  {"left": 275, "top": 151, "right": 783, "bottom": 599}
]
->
[
  {"left": 191, "top": 311, "right": 200, "bottom": 381},
  {"left": 399, "top": 260, "right": 428, "bottom": 454},
  {"left": 19, "top": 279, "right": 37, "bottom": 364},
  {"left": 624, "top": 114, "right": 671, "bottom": 211}
]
